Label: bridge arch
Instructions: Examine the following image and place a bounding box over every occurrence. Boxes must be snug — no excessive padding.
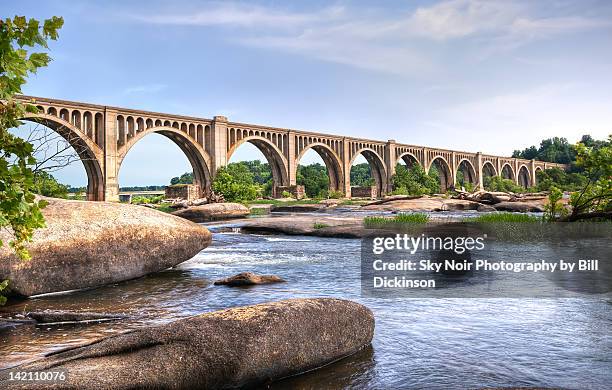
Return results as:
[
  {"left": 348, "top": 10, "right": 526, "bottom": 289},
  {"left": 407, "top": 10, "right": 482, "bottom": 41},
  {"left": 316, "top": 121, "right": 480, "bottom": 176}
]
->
[
  {"left": 21, "top": 113, "right": 105, "bottom": 201},
  {"left": 427, "top": 156, "right": 453, "bottom": 192},
  {"left": 118, "top": 126, "right": 213, "bottom": 196},
  {"left": 501, "top": 163, "right": 515, "bottom": 180},
  {"left": 517, "top": 164, "right": 531, "bottom": 188},
  {"left": 455, "top": 158, "right": 478, "bottom": 189},
  {"left": 482, "top": 161, "right": 497, "bottom": 177},
  {"left": 396, "top": 152, "right": 420, "bottom": 168},
  {"left": 296, "top": 142, "right": 344, "bottom": 193},
  {"left": 350, "top": 148, "right": 387, "bottom": 196},
  {"left": 227, "top": 135, "right": 289, "bottom": 195}
]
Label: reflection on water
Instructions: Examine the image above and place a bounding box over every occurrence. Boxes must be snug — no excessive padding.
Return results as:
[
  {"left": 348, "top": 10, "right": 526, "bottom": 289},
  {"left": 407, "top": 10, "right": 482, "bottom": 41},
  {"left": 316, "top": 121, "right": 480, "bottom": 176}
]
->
[{"left": 1, "top": 217, "right": 611, "bottom": 389}]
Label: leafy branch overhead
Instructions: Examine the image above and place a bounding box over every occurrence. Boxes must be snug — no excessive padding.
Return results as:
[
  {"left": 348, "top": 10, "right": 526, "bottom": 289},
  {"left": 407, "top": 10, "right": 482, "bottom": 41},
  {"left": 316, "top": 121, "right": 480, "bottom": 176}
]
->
[{"left": 0, "top": 15, "right": 63, "bottom": 259}]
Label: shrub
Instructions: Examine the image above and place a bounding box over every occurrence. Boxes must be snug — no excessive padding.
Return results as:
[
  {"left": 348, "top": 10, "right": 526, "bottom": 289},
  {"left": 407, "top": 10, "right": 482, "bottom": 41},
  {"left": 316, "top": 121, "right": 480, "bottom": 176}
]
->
[
  {"left": 281, "top": 190, "right": 292, "bottom": 198},
  {"left": 328, "top": 190, "right": 344, "bottom": 199}
]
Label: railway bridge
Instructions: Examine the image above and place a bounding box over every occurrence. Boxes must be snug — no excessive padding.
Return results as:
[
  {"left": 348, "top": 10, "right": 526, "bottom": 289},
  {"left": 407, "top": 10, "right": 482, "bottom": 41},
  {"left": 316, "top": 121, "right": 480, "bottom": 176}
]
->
[{"left": 17, "top": 95, "right": 567, "bottom": 201}]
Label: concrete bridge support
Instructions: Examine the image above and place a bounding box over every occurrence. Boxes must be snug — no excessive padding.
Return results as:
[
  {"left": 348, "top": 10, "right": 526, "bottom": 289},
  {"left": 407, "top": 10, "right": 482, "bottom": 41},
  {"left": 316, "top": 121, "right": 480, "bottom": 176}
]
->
[{"left": 18, "top": 96, "right": 565, "bottom": 201}]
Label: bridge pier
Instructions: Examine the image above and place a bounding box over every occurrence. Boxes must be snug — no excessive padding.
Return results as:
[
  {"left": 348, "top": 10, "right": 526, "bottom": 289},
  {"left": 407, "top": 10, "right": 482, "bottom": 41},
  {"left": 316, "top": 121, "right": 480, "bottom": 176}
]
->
[{"left": 103, "top": 108, "right": 120, "bottom": 202}]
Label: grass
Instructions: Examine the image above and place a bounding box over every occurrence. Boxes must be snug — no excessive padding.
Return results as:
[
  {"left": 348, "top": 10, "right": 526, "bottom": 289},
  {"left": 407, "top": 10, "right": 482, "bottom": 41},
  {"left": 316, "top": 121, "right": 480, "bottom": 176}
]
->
[
  {"left": 463, "top": 212, "right": 541, "bottom": 223},
  {"left": 364, "top": 213, "right": 429, "bottom": 228},
  {"left": 313, "top": 222, "right": 330, "bottom": 229}
]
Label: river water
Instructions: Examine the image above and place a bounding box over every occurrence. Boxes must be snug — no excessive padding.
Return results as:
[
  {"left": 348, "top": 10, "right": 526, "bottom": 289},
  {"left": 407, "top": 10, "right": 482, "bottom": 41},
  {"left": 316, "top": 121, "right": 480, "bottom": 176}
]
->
[{"left": 1, "top": 213, "right": 610, "bottom": 389}]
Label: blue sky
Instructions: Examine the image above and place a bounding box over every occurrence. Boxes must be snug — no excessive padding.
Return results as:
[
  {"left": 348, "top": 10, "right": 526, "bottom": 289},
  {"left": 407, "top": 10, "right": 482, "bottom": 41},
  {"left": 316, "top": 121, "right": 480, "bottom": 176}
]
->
[{"left": 6, "top": 0, "right": 612, "bottom": 186}]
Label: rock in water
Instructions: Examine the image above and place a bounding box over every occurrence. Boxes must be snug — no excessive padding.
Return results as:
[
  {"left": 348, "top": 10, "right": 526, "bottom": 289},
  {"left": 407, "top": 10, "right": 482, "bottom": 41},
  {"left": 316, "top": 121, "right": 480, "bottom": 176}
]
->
[
  {"left": 493, "top": 201, "right": 544, "bottom": 213},
  {"left": 0, "top": 198, "right": 211, "bottom": 297},
  {"left": 214, "top": 272, "right": 286, "bottom": 286},
  {"left": 0, "top": 298, "right": 375, "bottom": 390},
  {"left": 27, "top": 311, "right": 127, "bottom": 324},
  {"left": 172, "top": 202, "right": 249, "bottom": 222}
]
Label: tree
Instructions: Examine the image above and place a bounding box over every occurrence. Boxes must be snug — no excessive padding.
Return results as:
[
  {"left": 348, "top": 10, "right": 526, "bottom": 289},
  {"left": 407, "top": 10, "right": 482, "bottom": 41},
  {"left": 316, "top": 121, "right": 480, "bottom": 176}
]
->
[
  {"left": 535, "top": 167, "right": 586, "bottom": 192},
  {"left": 297, "top": 163, "right": 329, "bottom": 198},
  {"left": 211, "top": 166, "right": 259, "bottom": 202},
  {"left": 170, "top": 171, "right": 193, "bottom": 185},
  {"left": 512, "top": 137, "right": 575, "bottom": 164},
  {"left": 563, "top": 136, "right": 611, "bottom": 221},
  {"left": 350, "top": 163, "right": 373, "bottom": 187},
  {"left": 484, "top": 176, "right": 525, "bottom": 193},
  {"left": 1, "top": 15, "right": 63, "bottom": 259},
  {"left": 32, "top": 171, "right": 68, "bottom": 198},
  {"left": 392, "top": 164, "right": 439, "bottom": 195}
]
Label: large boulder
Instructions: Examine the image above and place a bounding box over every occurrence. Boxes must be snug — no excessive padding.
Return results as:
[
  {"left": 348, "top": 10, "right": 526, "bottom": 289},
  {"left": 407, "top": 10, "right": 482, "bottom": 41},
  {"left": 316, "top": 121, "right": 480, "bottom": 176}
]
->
[
  {"left": 214, "top": 272, "right": 285, "bottom": 286},
  {"left": 172, "top": 202, "right": 249, "bottom": 222},
  {"left": 0, "top": 198, "right": 211, "bottom": 297},
  {"left": 0, "top": 298, "right": 375, "bottom": 389}
]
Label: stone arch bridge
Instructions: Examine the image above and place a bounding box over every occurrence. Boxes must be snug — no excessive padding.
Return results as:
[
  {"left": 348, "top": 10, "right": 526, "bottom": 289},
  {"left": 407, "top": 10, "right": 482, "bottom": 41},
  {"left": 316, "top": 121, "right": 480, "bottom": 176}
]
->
[{"left": 17, "top": 96, "right": 567, "bottom": 201}]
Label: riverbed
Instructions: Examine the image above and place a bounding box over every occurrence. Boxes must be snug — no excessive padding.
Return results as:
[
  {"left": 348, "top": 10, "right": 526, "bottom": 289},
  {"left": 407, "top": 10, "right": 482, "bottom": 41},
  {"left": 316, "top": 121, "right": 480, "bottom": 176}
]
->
[{"left": 1, "top": 211, "right": 610, "bottom": 389}]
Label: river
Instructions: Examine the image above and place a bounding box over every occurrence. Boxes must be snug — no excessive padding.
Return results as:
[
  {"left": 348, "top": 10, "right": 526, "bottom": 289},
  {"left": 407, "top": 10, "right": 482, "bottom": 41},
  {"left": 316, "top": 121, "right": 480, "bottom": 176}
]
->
[{"left": 1, "top": 212, "right": 610, "bottom": 389}]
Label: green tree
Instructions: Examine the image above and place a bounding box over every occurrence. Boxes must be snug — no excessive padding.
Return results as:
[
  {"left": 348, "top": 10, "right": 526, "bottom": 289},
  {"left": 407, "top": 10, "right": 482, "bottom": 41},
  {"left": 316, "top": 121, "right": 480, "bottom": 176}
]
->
[
  {"left": 512, "top": 137, "right": 575, "bottom": 164},
  {"left": 212, "top": 166, "right": 259, "bottom": 202},
  {"left": 1, "top": 15, "right": 63, "bottom": 260},
  {"left": 297, "top": 163, "right": 329, "bottom": 198},
  {"left": 170, "top": 171, "right": 193, "bottom": 185},
  {"left": 564, "top": 136, "right": 611, "bottom": 221},
  {"left": 32, "top": 171, "right": 68, "bottom": 198},
  {"left": 240, "top": 160, "right": 271, "bottom": 185},
  {"left": 483, "top": 176, "right": 525, "bottom": 193},
  {"left": 350, "top": 163, "right": 373, "bottom": 187},
  {"left": 392, "top": 164, "right": 439, "bottom": 195},
  {"left": 543, "top": 186, "right": 567, "bottom": 222},
  {"left": 535, "top": 167, "right": 587, "bottom": 192}
]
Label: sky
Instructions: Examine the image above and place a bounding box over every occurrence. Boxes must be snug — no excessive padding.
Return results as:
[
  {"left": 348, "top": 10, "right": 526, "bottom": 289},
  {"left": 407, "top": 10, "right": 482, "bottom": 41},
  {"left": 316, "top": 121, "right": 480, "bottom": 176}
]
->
[{"left": 6, "top": 0, "right": 612, "bottom": 187}]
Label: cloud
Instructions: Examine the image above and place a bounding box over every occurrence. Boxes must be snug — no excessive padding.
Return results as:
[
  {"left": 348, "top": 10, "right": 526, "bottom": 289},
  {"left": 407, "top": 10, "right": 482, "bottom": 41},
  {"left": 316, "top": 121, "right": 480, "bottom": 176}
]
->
[
  {"left": 123, "top": 84, "right": 167, "bottom": 94},
  {"left": 422, "top": 83, "right": 612, "bottom": 155},
  {"left": 133, "top": 3, "right": 345, "bottom": 29},
  {"left": 129, "top": 1, "right": 611, "bottom": 76},
  {"left": 406, "top": 0, "right": 522, "bottom": 40}
]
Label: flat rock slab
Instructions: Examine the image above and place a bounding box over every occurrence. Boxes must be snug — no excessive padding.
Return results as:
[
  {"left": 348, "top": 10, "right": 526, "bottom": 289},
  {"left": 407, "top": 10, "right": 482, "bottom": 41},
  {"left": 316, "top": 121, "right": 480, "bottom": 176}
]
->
[
  {"left": 361, "top": 197, "right": 480, "bottom": 212},
  {"left": 0, "top": 298, "right": 375, "bottom": 390},
  {"left": 172, "top": 202, "right": 250, "bottom": 222},
  {"left": 240, "top": 215, "right": 374, "bottom": 238},
  {"left": 214, "top": 272, "right": 285, "bottom": 286},
  {"left": 271, "top": 203, "right": 331, "bottom": 213},
  {"left": 0, "top": 197, "right": 212, "bottom": 297},
  {"left": 493, "top": 202, "right": 544, "bottom": 212}
]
